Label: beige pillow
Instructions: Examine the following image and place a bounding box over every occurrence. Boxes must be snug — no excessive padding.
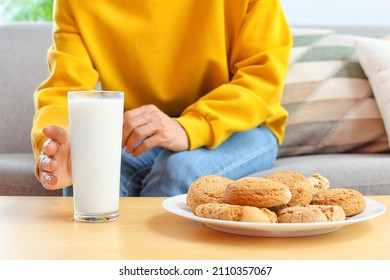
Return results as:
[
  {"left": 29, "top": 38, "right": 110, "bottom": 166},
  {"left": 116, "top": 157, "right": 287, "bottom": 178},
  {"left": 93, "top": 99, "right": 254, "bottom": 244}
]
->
[
  {"left": 279, "top": 29, "right": 389, "bottom": 157},
  {"left": 382, "top": 35, "right": 390, "bottom": 41},
  {"left": 356, "top": 38, "right": 390, "bottom": 148}
]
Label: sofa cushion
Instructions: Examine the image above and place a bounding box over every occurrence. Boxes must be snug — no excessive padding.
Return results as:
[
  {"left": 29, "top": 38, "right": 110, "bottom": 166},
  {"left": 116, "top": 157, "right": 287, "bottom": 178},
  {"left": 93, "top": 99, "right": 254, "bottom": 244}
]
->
[
  {"left": 0, "top": 153, "right": 61, "bottom": 196},
  {"left": 250, "top": 154, "right": 390, "bottom": 195},
  {"left": 279, "top": 28, "right": 390, "bottom": 157},
  {"left": 356, "top": 38, "right": 390, "bottom": 148}
]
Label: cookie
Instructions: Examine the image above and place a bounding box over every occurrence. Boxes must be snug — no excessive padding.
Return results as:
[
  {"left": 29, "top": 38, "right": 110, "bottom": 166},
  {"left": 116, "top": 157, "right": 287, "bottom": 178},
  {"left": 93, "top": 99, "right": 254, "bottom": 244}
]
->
[
  {"left": 266, "top": 170, "right": 314, "bottom": 208},
  {"left": 277, "top": 205, "right": 346, "bottom": 223},
  {"left": 307, "top": 173, "right": 330, "bottom": 193},
  {"left": 195, "top": 203, "right": 278, "bottom": 223},
  {"left": 224, "top": 177, "right": 291, "bottom": 208},
  {"left": 186, "top": 175, "right": 233, "bottom": 213},
  {"left": 311, "top": 188, "right": 366, "bottom": 216}
]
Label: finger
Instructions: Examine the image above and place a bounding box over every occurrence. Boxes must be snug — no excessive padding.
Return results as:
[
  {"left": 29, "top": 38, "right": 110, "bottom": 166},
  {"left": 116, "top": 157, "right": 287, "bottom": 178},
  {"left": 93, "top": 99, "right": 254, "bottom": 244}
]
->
[
  {"left": 122, "top": 112, "right": 150, "bottom": 148},
  {"left": 124, "top": 104, "right": 156, "bottom": 119},
  {"left": 123, "top": 105, "right": 161, "bottom": 131},
  {"left": 42, "top": 139, "right": 59, "bottom": 156},
  {"left": 125, "top": 123, "right": 156, "bottom": 153},
  {"left": 122, "top": 115, "right": 133, "bottom": 148},
  {"left": 131, "top": 134, "right": 160, "bottom": 157},
  {"left": 39, "top": 171, "right": 59, "bottom": 189},
  {"left": 42, "top": 125, "right": 68, "bottom": 144},
  {"left": 39, "top": 154, "right": 59, "bottom": 172}
]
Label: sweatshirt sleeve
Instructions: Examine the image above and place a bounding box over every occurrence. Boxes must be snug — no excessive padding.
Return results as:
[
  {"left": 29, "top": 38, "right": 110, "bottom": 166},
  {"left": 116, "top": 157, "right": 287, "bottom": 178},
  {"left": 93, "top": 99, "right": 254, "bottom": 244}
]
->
[
  {"left": 31, "top": 0, "right": 99, "bottom": 161},
  {"left": 175, "top": 0, "right": 292, "bottom": 150}
]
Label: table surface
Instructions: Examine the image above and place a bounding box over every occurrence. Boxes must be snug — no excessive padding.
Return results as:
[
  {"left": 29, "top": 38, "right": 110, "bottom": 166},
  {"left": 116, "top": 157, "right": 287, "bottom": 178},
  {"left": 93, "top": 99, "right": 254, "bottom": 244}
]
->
[{"left": 0, "top": 196, "right": 389, "bottom": 260}]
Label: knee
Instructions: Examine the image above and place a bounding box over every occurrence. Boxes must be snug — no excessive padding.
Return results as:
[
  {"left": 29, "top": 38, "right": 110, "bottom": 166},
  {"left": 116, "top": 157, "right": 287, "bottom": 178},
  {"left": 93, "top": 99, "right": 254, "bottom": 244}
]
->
[
  {"left": 141, "top": 150, "right": 201, "bottom": 196},
  {"left": 157, "top": 150, "right": 199, "bottom": 175}
]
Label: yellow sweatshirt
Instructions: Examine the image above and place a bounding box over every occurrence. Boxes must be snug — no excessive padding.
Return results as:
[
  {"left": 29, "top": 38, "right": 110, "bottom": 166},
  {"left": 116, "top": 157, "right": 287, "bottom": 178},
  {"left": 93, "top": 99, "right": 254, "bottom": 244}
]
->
[{"left": 32, "top": 0, "right": 292, "bottom": 161}]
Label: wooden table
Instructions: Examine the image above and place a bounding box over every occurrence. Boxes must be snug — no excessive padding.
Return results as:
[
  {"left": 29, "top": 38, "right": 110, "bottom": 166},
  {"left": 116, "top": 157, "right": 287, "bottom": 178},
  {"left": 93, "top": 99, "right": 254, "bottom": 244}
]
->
[{"left": 0, "top": 196, "right": 389, "bottom": 260}]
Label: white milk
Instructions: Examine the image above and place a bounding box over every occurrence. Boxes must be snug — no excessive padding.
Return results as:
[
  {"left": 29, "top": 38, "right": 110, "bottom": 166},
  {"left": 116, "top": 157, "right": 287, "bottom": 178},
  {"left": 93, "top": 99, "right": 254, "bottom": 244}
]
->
[{"left": 68, "top": 92, "right": 124, "bottom": 220}]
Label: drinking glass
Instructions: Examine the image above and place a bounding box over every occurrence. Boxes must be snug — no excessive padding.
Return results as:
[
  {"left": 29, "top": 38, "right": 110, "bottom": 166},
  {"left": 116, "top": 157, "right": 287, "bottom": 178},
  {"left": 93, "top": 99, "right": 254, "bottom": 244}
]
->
[{"left": 68, "top": 91, "right": 124, "bottom": 222}]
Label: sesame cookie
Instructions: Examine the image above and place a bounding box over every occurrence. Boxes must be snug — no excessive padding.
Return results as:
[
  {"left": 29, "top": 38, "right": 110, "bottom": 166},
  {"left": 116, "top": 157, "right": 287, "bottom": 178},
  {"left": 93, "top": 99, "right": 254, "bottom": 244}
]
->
[
  {"left": 224, "top": 177, "right": 292, "bottom": 208},
  {"left": 311, "top": 188, "right": 366, "bottom": 216},
  {"left": 186, "top": 175, "right": 233, "bottom": 213},
  {"left": 277, "top": 205, "right": 346, "bottom": 223},
  {"left": 307, "top": 173, "right": 330, "bottom": 193},
  {"left": 195, "top": 203, "right": 278, "bottom": 223},
  {"left": 266, "top": 170, "right": 314, "bottom": 208}
]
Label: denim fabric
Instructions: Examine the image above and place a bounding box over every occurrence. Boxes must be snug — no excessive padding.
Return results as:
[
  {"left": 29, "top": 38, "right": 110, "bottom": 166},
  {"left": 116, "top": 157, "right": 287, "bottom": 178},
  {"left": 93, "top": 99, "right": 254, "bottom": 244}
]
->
[
  {"left": 120, "top": 126, "right": 278, "bottom": 197},
  {"left": 64, "top": 126, "right": 278, "bottom": 197}
]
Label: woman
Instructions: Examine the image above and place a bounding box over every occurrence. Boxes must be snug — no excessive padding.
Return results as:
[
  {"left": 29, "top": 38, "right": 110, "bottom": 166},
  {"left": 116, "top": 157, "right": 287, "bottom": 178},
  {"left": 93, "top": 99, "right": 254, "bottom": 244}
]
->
[{"left": 32, "top": 0, "right": 292, "bottom": 196}]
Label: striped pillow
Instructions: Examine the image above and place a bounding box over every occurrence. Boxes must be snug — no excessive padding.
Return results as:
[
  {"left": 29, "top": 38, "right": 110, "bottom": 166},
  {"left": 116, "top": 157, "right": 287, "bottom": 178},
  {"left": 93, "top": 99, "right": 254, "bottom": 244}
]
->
[{"left": 278, "top": 29, "right": 390, "bottom": 158}]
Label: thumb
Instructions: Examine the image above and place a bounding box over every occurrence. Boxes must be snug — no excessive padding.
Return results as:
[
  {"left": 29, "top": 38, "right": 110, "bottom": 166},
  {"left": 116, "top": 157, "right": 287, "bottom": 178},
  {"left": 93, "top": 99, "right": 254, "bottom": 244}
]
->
[{"left": 42, "top": 125, "right": 69, "bottom": 144}]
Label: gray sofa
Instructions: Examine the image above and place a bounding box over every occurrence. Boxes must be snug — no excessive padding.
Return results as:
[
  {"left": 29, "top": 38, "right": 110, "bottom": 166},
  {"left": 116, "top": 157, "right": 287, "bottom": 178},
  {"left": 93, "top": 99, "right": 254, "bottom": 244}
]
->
[
  {"left": 0, "top": 23, "right": 61, "bottom": 196},
  {"left": 0, "top": 23, "right": 389, "bottom": 196}
]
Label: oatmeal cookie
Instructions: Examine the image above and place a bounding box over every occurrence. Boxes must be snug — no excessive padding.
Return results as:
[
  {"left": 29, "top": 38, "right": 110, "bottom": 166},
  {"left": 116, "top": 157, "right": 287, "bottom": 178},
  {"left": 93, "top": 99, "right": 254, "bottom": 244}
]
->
[
  {"left": 266, "top": 170, "right": 314, "bottom": 209},
  {"left": 186, "top": 175, "right": 233, "bottom": 213},
  {"left": 307, "top": 173, "right": 330, "bottom": 193},
  {"left": 224, "top": 177, "right": 291, "bottom": 208},
  {"left": 311, "top": 188, "right": 366, "bottom": 216},
  {"left": 195, "top": 203, "right": 278, "bottom": 223},
  {"left": 277, "top": 205, "right": 346, "bottom": 223}
]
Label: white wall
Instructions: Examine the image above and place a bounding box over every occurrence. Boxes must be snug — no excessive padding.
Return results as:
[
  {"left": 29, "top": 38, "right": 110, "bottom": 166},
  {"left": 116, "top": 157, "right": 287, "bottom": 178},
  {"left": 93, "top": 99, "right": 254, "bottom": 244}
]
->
[{"left": 280, "top": 0, "right": 390, "bottom": 26}]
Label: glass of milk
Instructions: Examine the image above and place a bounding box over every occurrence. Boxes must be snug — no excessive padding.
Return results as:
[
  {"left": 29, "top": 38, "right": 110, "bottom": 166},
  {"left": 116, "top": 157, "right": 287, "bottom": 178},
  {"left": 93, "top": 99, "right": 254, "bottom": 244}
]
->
[{"left": 68, "top": 91, "right": 124, "bottom": 223}]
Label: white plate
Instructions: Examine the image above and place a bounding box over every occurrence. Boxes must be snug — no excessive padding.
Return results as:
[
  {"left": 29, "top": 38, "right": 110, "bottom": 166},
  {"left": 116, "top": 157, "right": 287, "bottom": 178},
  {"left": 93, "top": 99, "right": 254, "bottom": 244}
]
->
[{"left": 162, "top": 194, "right": 387, "bottom": 237}]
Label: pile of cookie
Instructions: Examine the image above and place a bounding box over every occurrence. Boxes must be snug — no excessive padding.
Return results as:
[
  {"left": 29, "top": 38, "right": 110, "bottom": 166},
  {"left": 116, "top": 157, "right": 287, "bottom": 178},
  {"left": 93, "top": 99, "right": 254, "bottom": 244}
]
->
[{"left": 186, "top": 171, "right": 366, "bottom": 223}]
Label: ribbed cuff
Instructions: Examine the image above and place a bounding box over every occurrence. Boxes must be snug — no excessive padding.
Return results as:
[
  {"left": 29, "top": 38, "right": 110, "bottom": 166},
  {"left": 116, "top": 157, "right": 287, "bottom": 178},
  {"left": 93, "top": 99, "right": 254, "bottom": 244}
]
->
[{"left": 175, "top": 112, "right": 213, "bottom": 150}]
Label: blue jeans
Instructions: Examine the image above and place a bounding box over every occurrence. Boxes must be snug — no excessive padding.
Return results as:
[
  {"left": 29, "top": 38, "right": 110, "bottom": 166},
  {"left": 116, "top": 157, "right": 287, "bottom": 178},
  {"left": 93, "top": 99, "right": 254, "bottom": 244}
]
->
[{"left": 63, "top": 126, "right": 278, "bottom": 197}]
